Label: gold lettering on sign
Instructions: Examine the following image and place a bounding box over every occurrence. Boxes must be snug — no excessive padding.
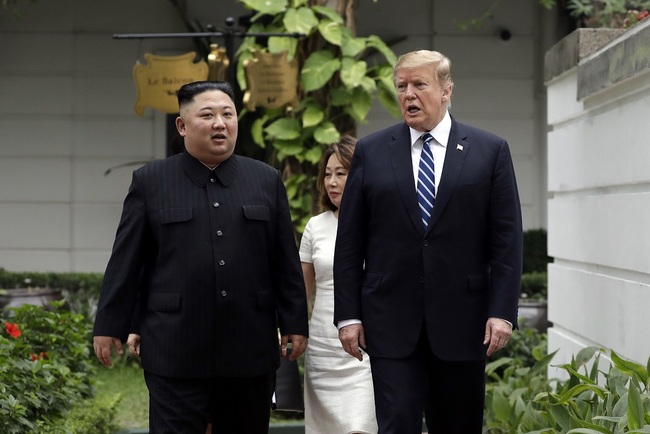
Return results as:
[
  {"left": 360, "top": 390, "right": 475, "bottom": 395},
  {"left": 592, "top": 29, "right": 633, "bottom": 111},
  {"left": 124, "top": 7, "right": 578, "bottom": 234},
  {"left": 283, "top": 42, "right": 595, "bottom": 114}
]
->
[
  {"left": 243, "top": 51, "right": 299, "bottom": 111},
  {"left": 133, "top": 52, "right": 208, "bottom": 115}
]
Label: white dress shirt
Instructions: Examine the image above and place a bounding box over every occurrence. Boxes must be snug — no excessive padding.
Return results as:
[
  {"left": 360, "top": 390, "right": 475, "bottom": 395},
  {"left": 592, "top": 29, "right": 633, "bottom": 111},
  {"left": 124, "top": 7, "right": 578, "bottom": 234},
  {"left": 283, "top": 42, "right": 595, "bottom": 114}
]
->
[{"left": 410, "top": 110, "right": 451, "bottom": 192}]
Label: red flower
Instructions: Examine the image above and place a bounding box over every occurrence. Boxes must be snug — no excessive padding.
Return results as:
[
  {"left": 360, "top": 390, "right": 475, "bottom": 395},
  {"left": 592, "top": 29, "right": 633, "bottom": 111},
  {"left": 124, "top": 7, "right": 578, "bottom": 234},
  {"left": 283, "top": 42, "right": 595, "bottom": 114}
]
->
[
  {"left": 4, "top": 322, "right": 21, "bottom": 338},
  {"left": 30, "top": 352, "right": 48, "bottom": 361}
]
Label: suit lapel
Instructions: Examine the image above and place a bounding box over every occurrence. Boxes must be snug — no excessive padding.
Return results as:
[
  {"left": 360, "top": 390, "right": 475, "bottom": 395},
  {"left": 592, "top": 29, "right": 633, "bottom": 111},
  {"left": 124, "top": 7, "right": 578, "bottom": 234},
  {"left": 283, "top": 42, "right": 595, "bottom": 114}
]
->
[
  {"left": 389, "top": 124, "right": 424, "bottom": 234},
  {"left": 427, "top": 119, "right": 469, "bottom": 232}
]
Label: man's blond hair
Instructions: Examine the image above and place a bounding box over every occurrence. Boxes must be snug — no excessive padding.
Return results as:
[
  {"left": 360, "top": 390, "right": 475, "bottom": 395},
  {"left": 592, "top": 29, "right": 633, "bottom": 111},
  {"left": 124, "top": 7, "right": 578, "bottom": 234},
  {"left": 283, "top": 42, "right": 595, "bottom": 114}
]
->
[{"left": 394, "top": 50, "right": 454, "bottom": 93}]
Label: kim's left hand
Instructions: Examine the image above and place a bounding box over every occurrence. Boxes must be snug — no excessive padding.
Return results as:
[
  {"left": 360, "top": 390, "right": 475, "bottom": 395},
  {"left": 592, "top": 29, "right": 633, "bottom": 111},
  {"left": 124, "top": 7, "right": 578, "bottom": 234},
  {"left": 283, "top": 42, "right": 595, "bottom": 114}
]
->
[
  {"left": 280, "top": 334, "right": 308, "bottom": 360},
  {"left": 483, "top": 317, "right": 513, "bottom": 357}
]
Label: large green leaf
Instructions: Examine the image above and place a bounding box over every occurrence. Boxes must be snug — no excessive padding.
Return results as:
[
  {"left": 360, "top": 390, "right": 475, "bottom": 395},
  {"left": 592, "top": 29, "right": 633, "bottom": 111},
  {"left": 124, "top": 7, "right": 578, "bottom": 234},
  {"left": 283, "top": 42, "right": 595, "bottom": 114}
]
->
[
  {"left": 366, "top": 34, "right": 397, "bottom": 65},
  {"left": 340, "top": 58, "right": 367, "bottom": 88},
  {"left": 376, "top": 64, "right": 395, "bottom": 87},
  {"left": 565, "top": 413, "right": 611, "bottom": 433},
  {"left": 236, "top": 50, "right": 255, "bottom": 90},
  {"left": 239, "top": 0, "right": 288, "bottom": 15},
  {"left": 304, "top": 146, "right": 323, "bottom": 164},
  {"left": 251, "top": 117, "right": 266, "bottom": 148},
  {"left": 342, "top": 35, "right": 366, "bottom": 57},
  {"left": 318, "top": 19, "right": 343, "bottom": 46},
  {"left": 566, "top": 430, "right": 611, "bottom": 433},
  {"left": 264, "top": 118, "right": 301, "bottom": 140},
  {"left": 549, "top": 398, "right": 572, "bottom": 431},
  {"left": 301, "top": 51, "right": 340, "bottom": 92},
  {"left": 627, "top": 428, "right": 650, "bottom": 434},
  {"left": 302, "top": 103, "right": 324, "bottom": 128},
  {"left": 273, "top": 138, "right": 304, "bottom": 158},
  {"left": 310, "top": 5, "right": 344, "bottom": 23},
  {"left": 313, "top": 121, "right": 340, "bottom": 144},
  {"left": 329, "top": 86, "right": 352, "bottom": 106},
  {"left": 284, "top": 173, "right": 308, "bottom": 199},
  {"left": 612, "top": 351, "right": 648, "bottom": 385},
  {"left": 359, "top": 76, "right": 377, "bottom": 93},
  {"left": 268, "top": 36, "right": 298, "bottom": 59},
  {"left": 492, "top": 390, "right": 512, "bottom": 423},
  {"left": 575, "top": 347, "right": 602, "bottom": 369},
  {"left": 628, "top": 383, "right": 644, "bottom": 430},
  {"left": 283, "top": 7, "right": 318, "bottom": 35},
  {"left": 346, "top": 88, "right": 372, "bottom": 121},
  {"left": 554, "top": 384, "right": 608, "bottom": 404}
]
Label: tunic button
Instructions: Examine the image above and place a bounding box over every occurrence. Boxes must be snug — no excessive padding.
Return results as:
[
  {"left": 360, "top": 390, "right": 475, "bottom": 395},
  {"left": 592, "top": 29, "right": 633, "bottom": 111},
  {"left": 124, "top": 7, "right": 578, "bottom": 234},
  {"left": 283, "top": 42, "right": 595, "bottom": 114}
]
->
[
  {"left": 210, "top": 177, "right": 216, "bottom": 183},
  {"left": 216, "top": 230, "right": 223, "bottom": 236},
  {"left": 219, "top": 260, "right": 226, "bottom": 266},
  {"left": 221, "top": 290, "right": 227, "bottom": 297},
  {"left": 213, "top": 202, "right": 220, "bottom": 208},
  {"left": 423, "top": 240, "right": 429, "bottom": 247}
]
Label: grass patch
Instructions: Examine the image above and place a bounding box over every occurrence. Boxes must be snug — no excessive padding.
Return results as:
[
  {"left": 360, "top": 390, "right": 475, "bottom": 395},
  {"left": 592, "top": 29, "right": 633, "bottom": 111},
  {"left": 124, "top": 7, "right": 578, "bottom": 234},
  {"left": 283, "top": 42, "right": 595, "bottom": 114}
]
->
[
  {"left": 92, "top": 357, "right": 305, "bottom": 429},
  {"left": 94, "top": 359, "right": 149, "bottom": 429}
]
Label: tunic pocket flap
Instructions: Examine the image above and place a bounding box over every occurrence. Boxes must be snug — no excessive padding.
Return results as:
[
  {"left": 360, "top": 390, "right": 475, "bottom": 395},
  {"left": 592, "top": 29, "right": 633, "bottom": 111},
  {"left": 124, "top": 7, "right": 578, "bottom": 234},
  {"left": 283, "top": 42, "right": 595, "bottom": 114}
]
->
[
  {"left": 243, "top": 205, "right": 270, "bottom": 221},
  {"left": 159, "top": 207, "right": 192, "bottom": 224},
  {"left": 467, "top": 274, "right": 488, "bottom": 292}
]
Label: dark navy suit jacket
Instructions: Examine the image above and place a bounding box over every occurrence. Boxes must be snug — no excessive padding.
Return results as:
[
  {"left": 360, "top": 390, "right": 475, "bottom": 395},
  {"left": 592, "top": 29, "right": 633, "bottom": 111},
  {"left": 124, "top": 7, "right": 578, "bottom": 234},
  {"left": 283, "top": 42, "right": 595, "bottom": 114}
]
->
[
  {"left": 333, "top": 117, "right": 522, "bottom": 361},
  {"left": 94, "top": 151, "right": 308, "bottom": 378}
]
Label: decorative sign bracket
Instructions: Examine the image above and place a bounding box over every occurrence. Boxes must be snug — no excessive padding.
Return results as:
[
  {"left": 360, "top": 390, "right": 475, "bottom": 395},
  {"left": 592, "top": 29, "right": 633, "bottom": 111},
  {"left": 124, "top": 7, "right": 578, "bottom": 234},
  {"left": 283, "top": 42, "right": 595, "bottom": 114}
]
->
[{"left": 114, "top": 17, "right": 303, "bottom": 114}]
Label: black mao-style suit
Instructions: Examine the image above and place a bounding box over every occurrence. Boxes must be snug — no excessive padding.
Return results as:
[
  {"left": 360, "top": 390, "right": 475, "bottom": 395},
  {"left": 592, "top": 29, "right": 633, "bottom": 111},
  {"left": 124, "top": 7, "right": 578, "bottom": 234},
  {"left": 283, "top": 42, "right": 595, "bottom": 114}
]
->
[
  {"left": 333, "top": 117, "right": 523, "bottom": 432},
  {"left": 94, "top": 151, "right": 308, "bottom": 430}
]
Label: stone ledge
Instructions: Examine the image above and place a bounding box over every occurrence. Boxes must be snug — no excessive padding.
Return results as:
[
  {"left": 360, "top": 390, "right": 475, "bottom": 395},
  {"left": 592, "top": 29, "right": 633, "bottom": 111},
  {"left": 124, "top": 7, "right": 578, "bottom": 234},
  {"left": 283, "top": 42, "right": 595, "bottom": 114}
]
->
[
  {"left": 577, "top": 19, "right": 650, "bottom": 99},
  {"left": 545, "top": 28, "right": 625, "bottom": 82}
]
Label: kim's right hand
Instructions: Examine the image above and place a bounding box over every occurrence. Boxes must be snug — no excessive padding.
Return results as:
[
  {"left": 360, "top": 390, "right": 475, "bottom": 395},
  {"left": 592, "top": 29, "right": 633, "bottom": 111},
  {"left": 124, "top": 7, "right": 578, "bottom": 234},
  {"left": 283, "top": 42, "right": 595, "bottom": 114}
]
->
[{"left": 93, "top": 335, "right": 123, "bottom": 368}]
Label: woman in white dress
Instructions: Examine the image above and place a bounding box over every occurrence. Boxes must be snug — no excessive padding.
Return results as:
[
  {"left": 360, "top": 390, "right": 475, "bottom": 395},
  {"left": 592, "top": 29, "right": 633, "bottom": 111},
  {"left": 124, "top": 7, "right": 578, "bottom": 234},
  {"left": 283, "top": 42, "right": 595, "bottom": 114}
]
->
[{"left": 299, "top": 136, "right": 378, "bottom": 434}]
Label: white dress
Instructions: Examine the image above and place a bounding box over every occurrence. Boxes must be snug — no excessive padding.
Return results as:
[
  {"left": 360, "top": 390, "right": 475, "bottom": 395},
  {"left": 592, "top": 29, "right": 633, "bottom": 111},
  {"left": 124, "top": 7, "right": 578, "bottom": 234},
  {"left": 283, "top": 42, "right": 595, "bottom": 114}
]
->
[{"left": 299, "top": 211, "right": 378, "bottom": 434}]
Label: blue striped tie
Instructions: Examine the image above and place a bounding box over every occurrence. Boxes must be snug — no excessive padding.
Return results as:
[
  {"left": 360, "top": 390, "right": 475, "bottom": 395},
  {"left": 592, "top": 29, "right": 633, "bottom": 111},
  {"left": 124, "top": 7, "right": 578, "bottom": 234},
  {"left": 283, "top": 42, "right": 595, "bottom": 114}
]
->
[{"left": 417, "top": 133, "right": 436, "bottom": 228}]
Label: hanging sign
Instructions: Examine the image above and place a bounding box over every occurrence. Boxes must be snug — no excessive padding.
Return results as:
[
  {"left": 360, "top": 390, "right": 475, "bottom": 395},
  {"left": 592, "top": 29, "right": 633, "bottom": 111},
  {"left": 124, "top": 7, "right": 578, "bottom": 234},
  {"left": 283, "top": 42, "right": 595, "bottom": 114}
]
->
[
  {"left": 243, "top": 51, "right": 299, "bottom": 111},
  {"left": 133, "top": 52, "right": 208, "bottom": 115}
]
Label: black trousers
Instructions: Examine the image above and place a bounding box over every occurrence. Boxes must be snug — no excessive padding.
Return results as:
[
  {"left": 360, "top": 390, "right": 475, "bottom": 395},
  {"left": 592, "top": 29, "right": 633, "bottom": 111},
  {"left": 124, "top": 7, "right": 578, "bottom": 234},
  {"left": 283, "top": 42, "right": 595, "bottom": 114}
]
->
[
  {"left": 144, "top": 370, "right": 274, "bottom": 434},
  {"left": 369, "top": 331, "right": 486, "bottom": 434}
]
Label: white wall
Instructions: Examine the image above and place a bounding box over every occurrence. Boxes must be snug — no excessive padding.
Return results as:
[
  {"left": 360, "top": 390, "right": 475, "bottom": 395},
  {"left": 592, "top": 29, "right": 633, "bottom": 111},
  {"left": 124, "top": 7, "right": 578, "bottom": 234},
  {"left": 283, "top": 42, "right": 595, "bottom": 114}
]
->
[
  {"left": 0, "top": 0, "right": 243, "bottom": 272},
  {"left": 0, "top": 0, "right": 562, "bottom": 273},
  {"left": 545, "top": 22, "right": 650, "bottom": 367}
]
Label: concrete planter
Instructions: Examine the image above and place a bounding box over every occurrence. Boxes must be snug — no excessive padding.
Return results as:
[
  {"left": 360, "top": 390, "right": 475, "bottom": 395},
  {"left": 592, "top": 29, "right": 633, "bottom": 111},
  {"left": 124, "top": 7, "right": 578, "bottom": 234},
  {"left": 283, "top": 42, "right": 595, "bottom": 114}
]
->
[
  {"left": 0, "top": 287, "right": 63, "bottom": 315},
  {"left": 518, "top": 300, "right": 548, "bottom": 332}
]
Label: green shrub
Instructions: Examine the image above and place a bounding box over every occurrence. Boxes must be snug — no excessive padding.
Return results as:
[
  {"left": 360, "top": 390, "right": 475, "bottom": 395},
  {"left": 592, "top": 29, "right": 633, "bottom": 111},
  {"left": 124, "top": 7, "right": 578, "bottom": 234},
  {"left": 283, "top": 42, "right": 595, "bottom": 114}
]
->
[
  {"left": 56, "top": 393, "right": 121, "bottom": 434},
  {"left": 484, "top": 346, "right": 559, "bottom": 433},
  {"left": 523, "top": 229, "right": 552, "bottom": 274},
  {"left": 520, "top": 271, "right": 548, "bottom": 301},
  {"left": 0, "top": 302, "right": 101, "bottom": 433},
  {"left": 534, "top": 347, "right": 650, "bottom": 433},
  {"left": 490, "top": 327, "right": 548, "bottom": 368},
  {"left": 484, "top": 346, "right": 650, "bottom": 433}
]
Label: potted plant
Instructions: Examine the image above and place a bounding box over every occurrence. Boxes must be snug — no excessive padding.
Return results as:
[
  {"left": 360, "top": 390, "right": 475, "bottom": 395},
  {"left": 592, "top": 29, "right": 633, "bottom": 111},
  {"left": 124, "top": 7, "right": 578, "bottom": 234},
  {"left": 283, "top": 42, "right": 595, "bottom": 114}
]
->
[
  {"left": 518, "top": 271, "right": 548, "bottom": 331},
  {"left": 518, "top": 229, "right": 551, "bottom": 331},
  {"left": 0, "top": 269, "right": 65, "bottom": 315},
  {"left": 0, "top": 279, "right": 63, "bottom": 316}
]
